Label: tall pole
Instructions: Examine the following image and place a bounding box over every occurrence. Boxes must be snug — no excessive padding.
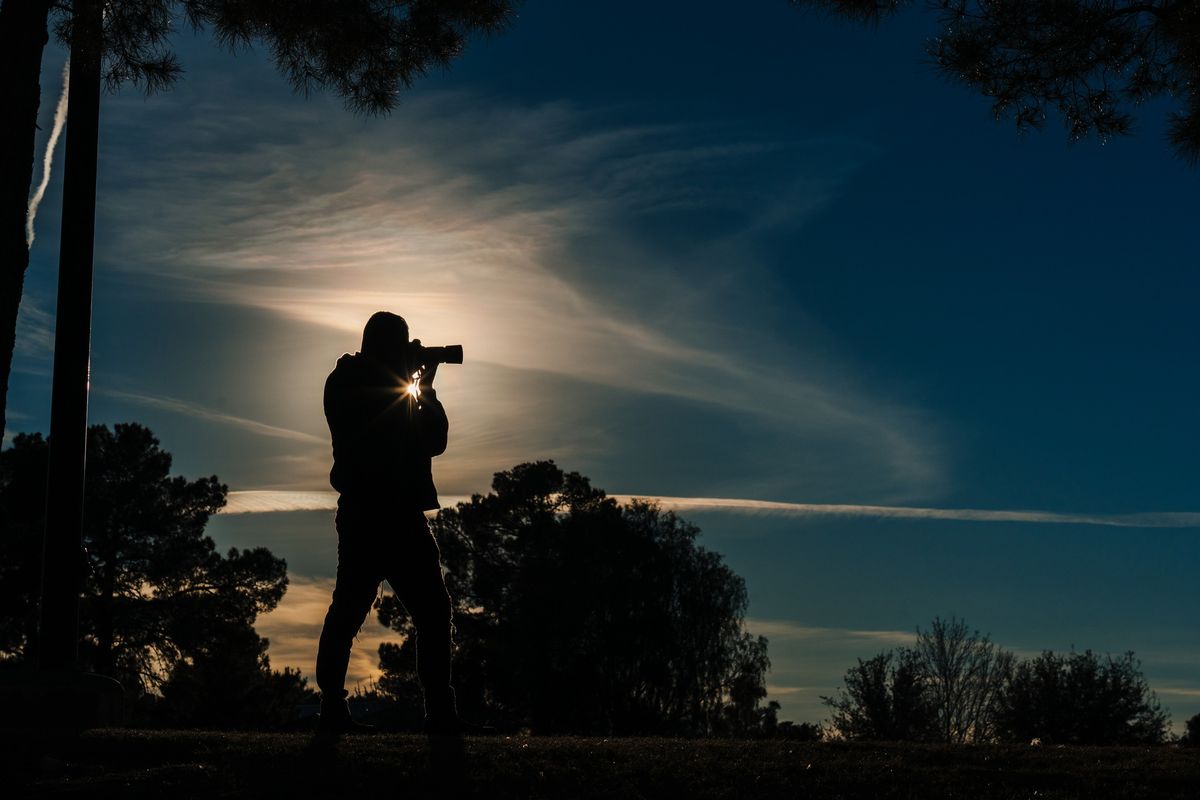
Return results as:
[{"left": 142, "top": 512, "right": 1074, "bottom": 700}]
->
[{"left": 38, "top": 0, "right": 103, "bottom": 672}]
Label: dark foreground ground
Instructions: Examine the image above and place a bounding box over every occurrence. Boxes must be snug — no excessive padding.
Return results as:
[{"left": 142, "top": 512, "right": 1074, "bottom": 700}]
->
[{"left": 5, "top": 729, "right": 1199, "bottom": 799}]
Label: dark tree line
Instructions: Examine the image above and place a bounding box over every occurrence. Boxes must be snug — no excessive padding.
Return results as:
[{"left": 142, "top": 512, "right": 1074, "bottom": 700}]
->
[
  {"left": 372, "top": 461, "right": 777, "bottom": 736},
  {"left": 0, "top": 422, "right": 306, "bottom": 726},
  {"left": 824, "top": 616, "right": 1172, "bottom": 745},
  {"left": 2, "top": 446, "right": 782, "bottom": 733}
]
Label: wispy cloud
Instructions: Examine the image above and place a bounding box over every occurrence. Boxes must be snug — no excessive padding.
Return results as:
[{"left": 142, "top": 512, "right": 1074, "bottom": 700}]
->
[
  {"left": 95, "top": 80, "right": 943, "bottom": 503},
  {"left": 99, "top": 388, "right": 325, "bottom": 444},
  {"left": 14, "top": 296, "right": 54, "bottom": 359},
  {"left": 26, "top": 58, "right": 69, "bottom": 247},
  {"left": 223, "top": 488, "right": 1200, "bottom": 528}
]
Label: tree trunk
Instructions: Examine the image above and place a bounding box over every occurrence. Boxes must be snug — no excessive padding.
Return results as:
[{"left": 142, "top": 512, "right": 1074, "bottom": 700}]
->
[
  {"left": 38, "top": 0, "right": 102, "bottom": 672},
  {"left": 0, "top": 0, "right": 54, "bottom": 441}
]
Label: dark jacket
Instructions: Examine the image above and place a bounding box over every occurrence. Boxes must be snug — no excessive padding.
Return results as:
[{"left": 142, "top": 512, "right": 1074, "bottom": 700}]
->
[{"left": 324, "top": 352, "right": 448, "bottom": 510}]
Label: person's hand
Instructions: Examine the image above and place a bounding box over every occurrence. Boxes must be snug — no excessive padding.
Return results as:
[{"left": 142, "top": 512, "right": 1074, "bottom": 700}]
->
[
  {"left": 405, "top": 339, "right": 423, "bottom": 381},
  {"left": 419, "top": 361, "right": 438, "bottom": 391}
]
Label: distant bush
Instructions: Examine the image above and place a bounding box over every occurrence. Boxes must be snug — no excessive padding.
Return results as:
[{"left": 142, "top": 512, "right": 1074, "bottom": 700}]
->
[
  {"left": 775, "top": 720, "right": 823, "bottom": 741},
  {"left": 1182, "top": 713, "right": 1200, "bottom": 747},
  {"left": 825, "top": 617, "right": 1170, "bottom": 746},
  {"left": 993, "top": 650, "right": 1169, "bottom": 745}
]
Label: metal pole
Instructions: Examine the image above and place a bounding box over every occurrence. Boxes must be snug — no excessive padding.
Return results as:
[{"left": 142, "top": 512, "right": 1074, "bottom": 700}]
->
[{"left": 38, "top": 0, "right": 103, "bottom": 672}]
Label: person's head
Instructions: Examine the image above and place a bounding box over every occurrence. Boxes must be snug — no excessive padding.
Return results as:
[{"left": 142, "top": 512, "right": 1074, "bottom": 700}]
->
[{"left": 361, "top": 311, "right": 409, "bottom": 370}]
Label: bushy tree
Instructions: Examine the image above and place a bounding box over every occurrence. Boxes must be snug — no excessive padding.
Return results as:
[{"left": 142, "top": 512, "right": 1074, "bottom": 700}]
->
[
  {"left": 0, "top": 423, "right": 296, "bottom": 723},
  {"left": 994, "top": 649, "right": 1170, "bottom": 745},
  {"left": 823, "top": 648, "right": 935, "bottom": 741},
  {"left": 376, "top": 461, "right": 772, "bottom": 735},
  {"left": 793, "top": 1, "right": 1200, "bottom": 161}
]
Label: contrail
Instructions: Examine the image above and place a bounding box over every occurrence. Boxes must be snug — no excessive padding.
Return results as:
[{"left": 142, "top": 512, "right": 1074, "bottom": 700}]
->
[
  {"left": 219, "top": 489, "right": 1200, "bottom": 528},
  {"left": 26, "top": 59, "right": 70, "bottom": 247},
  {"left": 611, "top": 495, "right": 1200, "bottom": 529},
  {"left": 99, "top": 388, "right": 326, "bottom": 445}
]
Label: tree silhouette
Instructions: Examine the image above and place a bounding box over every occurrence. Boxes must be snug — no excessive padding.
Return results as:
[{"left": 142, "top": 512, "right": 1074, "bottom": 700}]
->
[
  {"left": 1182, "top": 712, "right": 1200, "bottom": 746},
  {"left": 823, "top": 648, "right": 935, "bottom": 741},
  {"left": 825, "top": 618, "right": 1171, "bottom": 745},
  {"left": 0, "top": 0, "right": 517, "bottom": 469},
  {"left": 154, "top": 623, "right": 309, "bottom": 729},
  {"left": 0, "top": 423, "right": 294, "bottom": 719},
  {"left": 793, "top": 1, "right": 1200, "bottom": 162},
  {"left": 375, "top": 461, "right": 773, "bottom": 735},
  {"left": 994, "top": 649, "right": 1170, "bottom": 745},
  {"left": 825, "top": 618, "right": 1013, "bottom": 743},
  {"left": 915, "top": 616, "right": 1014, "bottom": 743}
]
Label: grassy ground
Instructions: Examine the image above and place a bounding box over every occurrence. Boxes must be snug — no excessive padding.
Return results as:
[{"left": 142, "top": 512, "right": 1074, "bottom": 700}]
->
[{"left": 5, "top": 729, "right": 1199, "bottom": 799}]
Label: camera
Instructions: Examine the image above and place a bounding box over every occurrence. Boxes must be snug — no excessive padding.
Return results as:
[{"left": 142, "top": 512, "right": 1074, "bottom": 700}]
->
[{"left": 411, "top": 342, "right": 464, "bottom": 369}]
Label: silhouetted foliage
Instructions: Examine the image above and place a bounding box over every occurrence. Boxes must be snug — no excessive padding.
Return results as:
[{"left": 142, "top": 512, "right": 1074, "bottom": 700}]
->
[
  {"left": 376, "top": 460, "right": 773, "bottom": 736},
  {"left": 792, "top": 1, "right": 1200, "bottom": 162},
  {"left": 1181, "top": 712, "right": 1200, "bottom": 746},
  {"left": 826, "top": 617, "right": 1171, "bottom": 745},
  {"left": 776, "top": 719, "right": 824, "bottom": 741},
  {"left": 824, "top": 648, "right": 936, "bottom": 741},
  {"left": 0, "top": 423, "right": 298, "bottom": 725},
  {"left": 54, "top": 1, "right": 517, "bottom": 110},
  {"left": 915, "top": 616, "right": 1015, "bottom": 743},
  {"left": 154, "top": 623, "right": 309, "bottom": 729},
  {"left": 993, "top": 649, "right": 1170, "bottom": 745}
]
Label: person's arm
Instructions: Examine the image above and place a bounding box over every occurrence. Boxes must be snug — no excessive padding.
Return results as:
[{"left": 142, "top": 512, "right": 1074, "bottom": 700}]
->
[
  {"left": 416, "top": 363, "right": 448, "bottom": 456},
  {"left": 416, "top": 390, "right": 448, "bottom": 456}
]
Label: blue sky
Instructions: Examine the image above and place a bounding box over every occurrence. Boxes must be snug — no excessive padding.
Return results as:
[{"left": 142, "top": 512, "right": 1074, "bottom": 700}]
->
[{"left": 10, "top": 1, "right": 1199, "bottom": 728}]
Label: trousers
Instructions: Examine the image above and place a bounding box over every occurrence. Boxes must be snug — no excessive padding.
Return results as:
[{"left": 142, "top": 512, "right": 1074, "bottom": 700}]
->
[{"left": 315, "top": 497, "right": 454, "bottom": 715}]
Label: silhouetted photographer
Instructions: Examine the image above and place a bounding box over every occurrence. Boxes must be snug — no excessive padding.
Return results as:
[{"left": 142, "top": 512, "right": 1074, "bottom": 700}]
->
[{"left": 315, "top": 311, "right": 476, "bottom": 736}]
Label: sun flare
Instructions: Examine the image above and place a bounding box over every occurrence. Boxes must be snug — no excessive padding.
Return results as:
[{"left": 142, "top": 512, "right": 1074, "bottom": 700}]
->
[{"left": 404, "top": 372, "right": 421, "bottom": 399}]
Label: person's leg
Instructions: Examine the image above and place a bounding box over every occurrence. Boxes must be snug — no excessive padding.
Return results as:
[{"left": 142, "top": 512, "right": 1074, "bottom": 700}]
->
[
  {"left": 314, "top": 573, "right": 379, "bottom": 702},
  {"left": 387, "top": 511, "right": 456, "bottom": 721},
  {"left": 315, "top": 508, "right": 383, "bottom": 703}
]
